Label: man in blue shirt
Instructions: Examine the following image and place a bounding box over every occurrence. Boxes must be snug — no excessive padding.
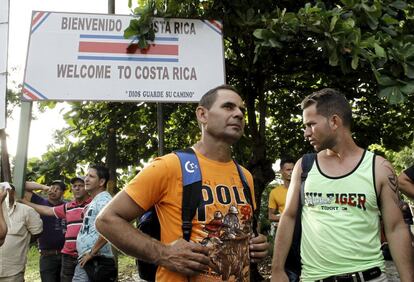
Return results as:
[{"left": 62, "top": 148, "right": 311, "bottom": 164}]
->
[
  {"left": 25, "top": 180, "right": 66, "bottom": 282},
  {"left": 73, "top": 165, "right": 116, "bottom": 282}
]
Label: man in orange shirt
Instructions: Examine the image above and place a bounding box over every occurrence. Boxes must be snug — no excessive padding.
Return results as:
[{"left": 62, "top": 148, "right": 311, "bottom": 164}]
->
[
  {"left": 96, "top": 85, "right": 269, "bottom": 282},
  {"left": 268, "top": 158, "right": 295, "bottom": 236}
]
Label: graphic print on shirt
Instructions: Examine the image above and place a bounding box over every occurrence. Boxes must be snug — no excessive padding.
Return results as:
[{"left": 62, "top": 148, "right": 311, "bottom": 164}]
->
[
  {"left": 304, "top": 191, "right": 367, "bottom": 211},
  {"left": 194, "top": 184, "right": 253, "bottom": 282}
]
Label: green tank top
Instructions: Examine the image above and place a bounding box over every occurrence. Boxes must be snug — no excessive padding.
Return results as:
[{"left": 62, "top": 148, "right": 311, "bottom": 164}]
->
[{"left": 301, "top": 150, "right": 385, "bottom": 281}]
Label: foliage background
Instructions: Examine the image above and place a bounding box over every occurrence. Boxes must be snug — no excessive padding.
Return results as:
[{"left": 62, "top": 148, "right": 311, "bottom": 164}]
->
[{"left": 6, "top": 0, "right": 414, "bottom": 210}]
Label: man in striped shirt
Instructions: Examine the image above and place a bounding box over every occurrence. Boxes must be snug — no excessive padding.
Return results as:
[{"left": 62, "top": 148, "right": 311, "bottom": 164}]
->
[{"left": 21, "top": 176, "right": 90, "bottom": 282}]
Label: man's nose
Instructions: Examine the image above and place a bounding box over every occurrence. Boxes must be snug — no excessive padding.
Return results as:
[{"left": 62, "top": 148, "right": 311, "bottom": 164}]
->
[
  {"left": 303, "top": 127, "right": 311, "bottom": 138},
  {"left": 234, "top": 107, "right": 244, "bottom": 119}
]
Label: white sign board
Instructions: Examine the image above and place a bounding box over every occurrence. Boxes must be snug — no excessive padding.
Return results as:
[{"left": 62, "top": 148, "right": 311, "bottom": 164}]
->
[
  {"left": 23, "top": 11, "right": 225, "bottom": 102},
  {"left": 0, "top": 0, "right": 9, "bottom": 129}
]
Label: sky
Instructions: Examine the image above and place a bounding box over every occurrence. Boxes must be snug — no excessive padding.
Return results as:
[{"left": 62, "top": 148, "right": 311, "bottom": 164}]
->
[{"left": 6, "top": 0, "right": 133, "bottom": 158}]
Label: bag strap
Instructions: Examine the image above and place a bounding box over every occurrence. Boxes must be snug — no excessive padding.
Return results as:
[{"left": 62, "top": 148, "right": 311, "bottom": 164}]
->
[
  {"left": 234, "top": 160, "right": 258, "bottom": 235},
  {"left": 233, "top": 160, "right": 253, "bottom": 206},
  {"left": 300, "top": 153, "right": 316, "bottom": 206},
  {"left": 175, "top": 148, "right": 202, "bottom": 242}
]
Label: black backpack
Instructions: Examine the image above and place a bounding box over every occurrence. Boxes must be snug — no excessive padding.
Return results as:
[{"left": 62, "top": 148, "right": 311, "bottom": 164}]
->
[
  {"left": 285, "top": 153, "right": 316, "bottom": 279},
  {"left": 136, "top": 148, "right": 254, "bottom": 281}
]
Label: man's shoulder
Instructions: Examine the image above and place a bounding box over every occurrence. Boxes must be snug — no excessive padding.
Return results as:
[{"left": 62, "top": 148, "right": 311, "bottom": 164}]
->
[
  {"left": 65, "top": 198, "right": 89, "bottom": 209},
  {"left": 404, "top": 165, "right": 414, "bottom": 181},
  {"left": 16, "top": 202, "right": 38, "bottom": 213},
  {"left": 92, "top": 191, "right": 113, "bottom": 207},
  {"left": 272, "top": 184, "right": 286, "bottom": 191}
]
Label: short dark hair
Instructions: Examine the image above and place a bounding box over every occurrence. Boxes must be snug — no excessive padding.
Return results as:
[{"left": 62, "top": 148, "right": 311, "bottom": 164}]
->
[
  {"left": 199, "top": 84, "right": 239, "bottom": 109},
  {"left": 89, "top": 164, "right": 110, "bottom": 188},
  {"left": 280, "top": 157, "right": 296, "bottom": 170},
  {"left": 51, "top": 180, "right": 66, "bottom": 191},
  {"left": 301, "top": 88, "right": 352, "bottom": 127}
]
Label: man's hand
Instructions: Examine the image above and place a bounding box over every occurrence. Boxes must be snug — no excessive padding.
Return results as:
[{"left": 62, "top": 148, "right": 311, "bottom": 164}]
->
[
  {"left": 79, "top": 252, "right": 94, "bottom": 267},
  {"left": 270, "top": 269, "right": 289, "bottom": 282},
  {"left": 249, "top": 233, "right": 269, "bottom": 263},
  {"left": 159, "top": 239, "right": 210, "bottom": 276}
]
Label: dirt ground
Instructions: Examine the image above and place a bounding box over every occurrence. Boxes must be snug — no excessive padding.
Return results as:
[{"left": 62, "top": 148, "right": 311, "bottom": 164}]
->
[{"left": 119, "top": 259, "right": 401, "bottom": 281}]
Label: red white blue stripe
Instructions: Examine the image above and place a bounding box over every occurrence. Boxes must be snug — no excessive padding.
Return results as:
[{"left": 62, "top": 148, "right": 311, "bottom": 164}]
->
[
  {"left": 78, "top": 34, "right": 179, "bottom": 62},
  {"left": 22, "top": 83, "right": 48, "bottom": 101},
  {"left": 31, "top": 11, "right": 51, "bottom": 34},
  {"left": 202, "top": 20, "right": 222, "bottom": 35}
]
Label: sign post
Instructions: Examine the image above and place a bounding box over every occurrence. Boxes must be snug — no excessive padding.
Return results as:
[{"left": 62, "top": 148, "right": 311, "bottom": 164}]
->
[
  {"left": 0, "top": 0, "right": 9, "bottom": 129},
  {"left": 0, "top": 0, "right": 10, "bottom": 183}
]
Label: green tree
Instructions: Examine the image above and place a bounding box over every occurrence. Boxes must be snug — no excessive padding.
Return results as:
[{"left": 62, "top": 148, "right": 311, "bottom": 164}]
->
[
  {"left": 123, "top": 0, "right": 414, "bottom": 213},
  {"left": 31, "top": 0, "right": 414, "bottom": 215}
]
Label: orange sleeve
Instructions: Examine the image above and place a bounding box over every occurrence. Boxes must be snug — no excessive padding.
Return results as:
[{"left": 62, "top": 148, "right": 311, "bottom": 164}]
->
[{"left": 124, "top": 154, "right": 177, "bottom": 211}]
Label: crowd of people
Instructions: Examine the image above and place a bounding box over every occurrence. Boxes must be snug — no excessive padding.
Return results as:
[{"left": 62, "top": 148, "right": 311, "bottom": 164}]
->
[{"left": 0, "top": 85, "right": 413, "bottom": 282}]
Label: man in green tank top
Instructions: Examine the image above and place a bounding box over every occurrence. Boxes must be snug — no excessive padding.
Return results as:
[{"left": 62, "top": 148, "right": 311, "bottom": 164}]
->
[{"left": 271, "top": 88, "right": 413, "bottom": 281}]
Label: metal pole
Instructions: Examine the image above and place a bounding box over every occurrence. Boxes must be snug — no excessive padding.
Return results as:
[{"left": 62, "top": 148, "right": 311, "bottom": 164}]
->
[
  {"left": 13, "top": 101, "right": 32, "bottom": 197},
  {"left": 157, "top": 103, "right": 164, "bottom": 156},
  {"left": 108, "top": 0, "right": 115, "bottom": 14}
]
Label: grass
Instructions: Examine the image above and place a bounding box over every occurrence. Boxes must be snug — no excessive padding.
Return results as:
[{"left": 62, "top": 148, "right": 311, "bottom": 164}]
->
[
  {"left": 25, "top": 245, "right": 138, "bottom": 281},
  {"left": 25, "top": 245, "right": 40, "bottom": 282}
]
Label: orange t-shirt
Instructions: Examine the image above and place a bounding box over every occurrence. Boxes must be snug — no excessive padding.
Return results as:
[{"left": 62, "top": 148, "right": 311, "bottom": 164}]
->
[{"left": 125, "top": 150, "right": 256, "bottom": 282}]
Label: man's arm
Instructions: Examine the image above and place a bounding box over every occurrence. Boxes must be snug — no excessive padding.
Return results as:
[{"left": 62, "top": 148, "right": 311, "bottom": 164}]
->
[
  {"left": 376, "top": 158, "right": 414, "bottom": 281},
  {"left": 78, "top": 235, "right": 109, "bottom": 267},
  {"left": 25, "top": 181, "right": 50, "bottom": 192},
  {"left": 268, "top": 208, "right": 280, "bottom": 223},
  {"left": 23, "top": 181, "right": 49, "bottom": 202},
  {"left": 96, "top": 190, "right": 210, "bottom": 277},
  {"left": 398, "top": 168, "right": 414, "bottom": 199},
  {"left": 19, "top": 198, "right": 55, "bottom": 217},
  {"left": 268, "top": 190, "right": 280, "bottom": 223},
  {"left": 271, "top": 160, "right": 302, "bottom": 282},
  {"left": 0, "top": 190, "right": 7, "bottom": 246}
]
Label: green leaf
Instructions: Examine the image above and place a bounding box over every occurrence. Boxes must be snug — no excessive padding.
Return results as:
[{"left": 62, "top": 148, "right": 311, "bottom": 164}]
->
[
  {"left": 374, "top": 43, "right": 386, "bottom": 58},
  {"left": 378, "top": 86, "right": 404, "bottom": 104},
  {"left": 381, "top": 14, "right": 399, "bottom": 25},
  {"left": 123, "top": 26, "right": 136, "bottom": 39},
  {"left": 365, "top": 12, "right": 379, "bottom": 30},
  {"left": 329, "top": 50, "right": 339, "bottom": 66},
  {"left": 269, "top": 38, "right": 282, "bottom": 48},
  {"left": 389, "top": 0, "right": 407, "bottom": 10},
  {"left": 362, "top": 3, "right": 377, "bottom": 12},
  {"left": 138, "top": 38, "right": 148, "bottom": 49},
  {"left": 400, "top": 82, "right": 414, "bottom": 94},
  {"left": 381, "top": 26, "right": 397, "bottom": 36},
  {"left": 376, "top": 74, "right": 398, "bottom": 86},
  {"left": 403, "top": 64, "right": 414, "bottom": 79},
  {"left": 253, "top": 29, "right": 273, "bottom": 40},
  {"left": 351, "top": 55, "right": 359, "bottom": 69},
  {"left": 330, "top": 15, "right": 339, "bottom": 32}
]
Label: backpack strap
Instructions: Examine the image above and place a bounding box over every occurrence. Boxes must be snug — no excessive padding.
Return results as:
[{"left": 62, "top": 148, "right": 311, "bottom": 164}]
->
[
  {"left": 234, "top": 160, "right": 258, "bottom": 235},
  {"left": 300, "top": 153, "right": 316, "bottom": 206},
  {"left": 233, "top": 160, "right": 253, "bottom": 206},
  {"left": 175, "top": 148, "right": 202, "bottom": 242}
]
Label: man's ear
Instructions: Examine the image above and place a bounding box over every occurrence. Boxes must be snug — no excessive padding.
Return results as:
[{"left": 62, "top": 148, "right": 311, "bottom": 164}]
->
[
  {"left": 330, "top": 114, "right": 342, "bottom": 130},
  {"left": 196, "top": 106, "right": 208, "bottom": 125},
  {"left": 99, "top": 178, "right": 106, "bottom": 188}
]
